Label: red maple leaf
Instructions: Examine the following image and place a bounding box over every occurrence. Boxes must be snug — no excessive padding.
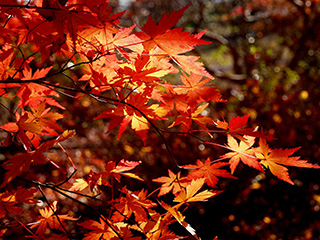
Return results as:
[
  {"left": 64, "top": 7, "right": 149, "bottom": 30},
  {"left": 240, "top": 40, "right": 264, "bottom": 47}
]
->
[
  {"left": 135, "top": 4, "right": 212, "bottom": 78},
  {"left": 111, "top": 187, "right": 157, "bottom": 223},
  {"left": 1, "top": 103, "right": 65, "bottom": 151},
  {"left": 16, "top": 66, "right": 64, "bottom": 109},
  {"left": 0, "top": 187, "right": 37, "bottom": 219},
  {"left": 182, "top": 158, "right": 237, "bottom": 188},
  {"left": 168, "top": 103, "right": 213, "bottom": 132},
  {"left": 95, "top": 93, "right": 167, "bottom": 142},
  {"left": 256, "top": 138, "right": 320, "bottom": 184},
  {"left": 139, "top": 3, "right": 191, "bottom": 38},
  {"left": 0, "top": 190, "right": 22, "bottom": 219},
  {"left": 0, "top": 48, "right": 23, "bottom": 80},
  {"left": 1, "top": 130, "right": 75, "bottom": 187},
  {"left": 216, "top": 114, "right": 273, "bottom": 142}
]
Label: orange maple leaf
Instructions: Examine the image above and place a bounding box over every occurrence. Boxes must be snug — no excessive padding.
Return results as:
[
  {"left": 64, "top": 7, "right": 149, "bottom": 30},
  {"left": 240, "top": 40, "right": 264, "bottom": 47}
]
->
[
  {"left": 78, "top": 218, "right": 129, "bottom": 240},
  {"left": 173, "top": 178, "right": 219, "bottom": 204},
  {"left": 70, "top": 160, "right": 142, "bottom": 193},
  {"left": 117, "top": 53, "right": 163, "bottom": 86},
  {"left": 111, "top": 187, "right": 157, "bottom": 223},
  {"left": 153, "top": 170, "right": 189, "bottom": 197},
  {"left": 69, "top": 178, "right": 90, "bottom": 192},
  {"left": 111, "top": 159, "right": 143, "bottom": 182},
  {"left": 221, "top": 134, "right": 264, "bottom": 174},
  {"left": 173, "top": 72, "right": 223, "bottom": 105},
  {"left": 131, "top": 210, "right": 181, "bottom": 239},
  {"left": 70, "top": 169, "right": 112, "bottom": 193},
  {"left": 3, "top": 102, "right": 64, "bottom": 138},
  {"left": 182, "top": 158, "right": 237, "bottom": 187},
  {"left": 16, "top": 66, "right": 64, "bottom": 109},
  {"left": 256, "top": 138, "right": 320, "bottom": 184},
  {"left": 28, "top": 102, "right": 64, "bottom": 134},
  {"left": 159, "top": 81, "right": 189, "bottom": 112},
  {"left": 161, "top": 201, "right": 200, "bottom": 239},
  {"left": 30, "top": 201, "right": 77, "bottom": 236}
]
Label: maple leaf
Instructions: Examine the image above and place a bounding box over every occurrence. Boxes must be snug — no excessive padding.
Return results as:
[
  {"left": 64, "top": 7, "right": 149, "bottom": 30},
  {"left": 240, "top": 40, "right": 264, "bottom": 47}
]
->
[
  {"left": 30, "top": 201, "right": 77, "bottom": 236},
  {"left": 1, "top": 112, "right": 40, "bottom": 151},
  {"left": 168, "top": 103, "right": 213, "bottom": 132},
  {"left": 16, "top": 66, "right": 64, "bottom": 109},
  {"left": 153, "top": 170, "right": 189, "bottom": 197},
  {"left": 131, "top": 210, "right": 181, "bottom": 239},
  {"left": 117, "top": 53, "right": 163, "bottom": 87},
  {"left": 69, "top": 178, "right": 89, "bottom": 192},
  {"left": 78, "top": 218, "right": 130, "bottom": 240},
  {"left": 1, "top": 130, "right": 75, "bottom": 187},
  {"left": 221, "top": 134, "right": 264, "bottom": 174},
  {"left": 28, "top": 102, "right": 64, "bottom": 135},
  {"left": 140, "top": 3, "right": 191, "bottom": 38},
  {"left": 111, "top": 159, "right": 143, "bottom": 182},
  {"left": 0, "top": 48, "right": 23, "bottom": 80},
  {"left": 173, "top": 72, "right": 223, "bottom": 105},
  {"left": 135, "top": 4, "right": 212, "bottom": 78},
  {"left": 0, "top": 190, "right": 21, "bottom": 219},
  {"left": 161, "top": 201, "right": 200, "bottom": 240},
  {"left": 79, "top": 54, "right": 121, "bottom": 93},
  {"left": 75, "top": 1, "right": 129, "bottom": 52},
  {"left": 70, "top": 159, "right": 142, "bottom": 193},
  {"left": 14, "top": 186, "right": 38, "bottom": 204},
  {"left": 256, "top": 138, "right": 320, "bottom": 184},
  {"left": 70, "top": 169, "right": 112, "bottom": 193},
  {"left": 2, "top": 102, "right": 64, "bottom": 139},
  {"left": 182, "top": 158, "right": 237, "bottom": 188},
  {"left": 216, "top": 114, "right": 273, "bottom": 142},
  {"left": 173, "top": 54, "right": 212, "bottom": 78},
  {"left": 173, "top": 178, "right": 220, "bottom": 204},
  {"left": 41, "top": 1, "right": 100, "bottom": 46},
  {"left": 95, "top": 93, "right": 166, "bottom": 142},
  {"left": 111, "top": 187, "right": 157, "bottom": 223},
  {"left": 159, "top": 81, "right": 189, "bottom": 112},
  {"left": 0, "top": 187, "right": 36, "bottom": 219}
]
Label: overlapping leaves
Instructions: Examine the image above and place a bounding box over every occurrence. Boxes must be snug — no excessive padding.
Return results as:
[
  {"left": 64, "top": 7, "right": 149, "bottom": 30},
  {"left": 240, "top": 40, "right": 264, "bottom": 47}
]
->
[{"left": 0, "top": 1, "right": 319, "bottom": 239}]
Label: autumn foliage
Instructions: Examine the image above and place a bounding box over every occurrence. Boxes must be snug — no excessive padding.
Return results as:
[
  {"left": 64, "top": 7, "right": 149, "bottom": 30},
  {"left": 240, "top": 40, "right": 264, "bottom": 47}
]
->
[{"left": 0, "top": 0, "right": 319, "bottom": 239}]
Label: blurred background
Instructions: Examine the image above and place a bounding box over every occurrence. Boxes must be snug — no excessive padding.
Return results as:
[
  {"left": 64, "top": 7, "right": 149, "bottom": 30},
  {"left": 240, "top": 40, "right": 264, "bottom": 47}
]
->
[
  {"left": 106, "top": 0, "right": 320, "bottom": 239},
  {"left": 1, "top": 0, "right": 320, "bottom": 239}
]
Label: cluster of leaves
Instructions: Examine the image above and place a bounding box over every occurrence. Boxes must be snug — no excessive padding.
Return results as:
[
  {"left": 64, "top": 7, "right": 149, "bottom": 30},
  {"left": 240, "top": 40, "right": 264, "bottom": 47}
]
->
[{"left": 0, "top": 0, "right": 319, "bottom": 239}]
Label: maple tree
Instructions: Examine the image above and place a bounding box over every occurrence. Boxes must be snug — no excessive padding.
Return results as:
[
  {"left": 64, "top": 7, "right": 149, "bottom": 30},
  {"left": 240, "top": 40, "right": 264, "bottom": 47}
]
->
[{"left": 0, "top": 0, "right": 319, "bottom": 239}]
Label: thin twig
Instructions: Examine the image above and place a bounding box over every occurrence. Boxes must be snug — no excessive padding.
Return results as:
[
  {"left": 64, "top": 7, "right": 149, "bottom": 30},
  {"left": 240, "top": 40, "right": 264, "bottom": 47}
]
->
[{"left": 37, "top": 185, "right": 71, "bottom": 239}]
